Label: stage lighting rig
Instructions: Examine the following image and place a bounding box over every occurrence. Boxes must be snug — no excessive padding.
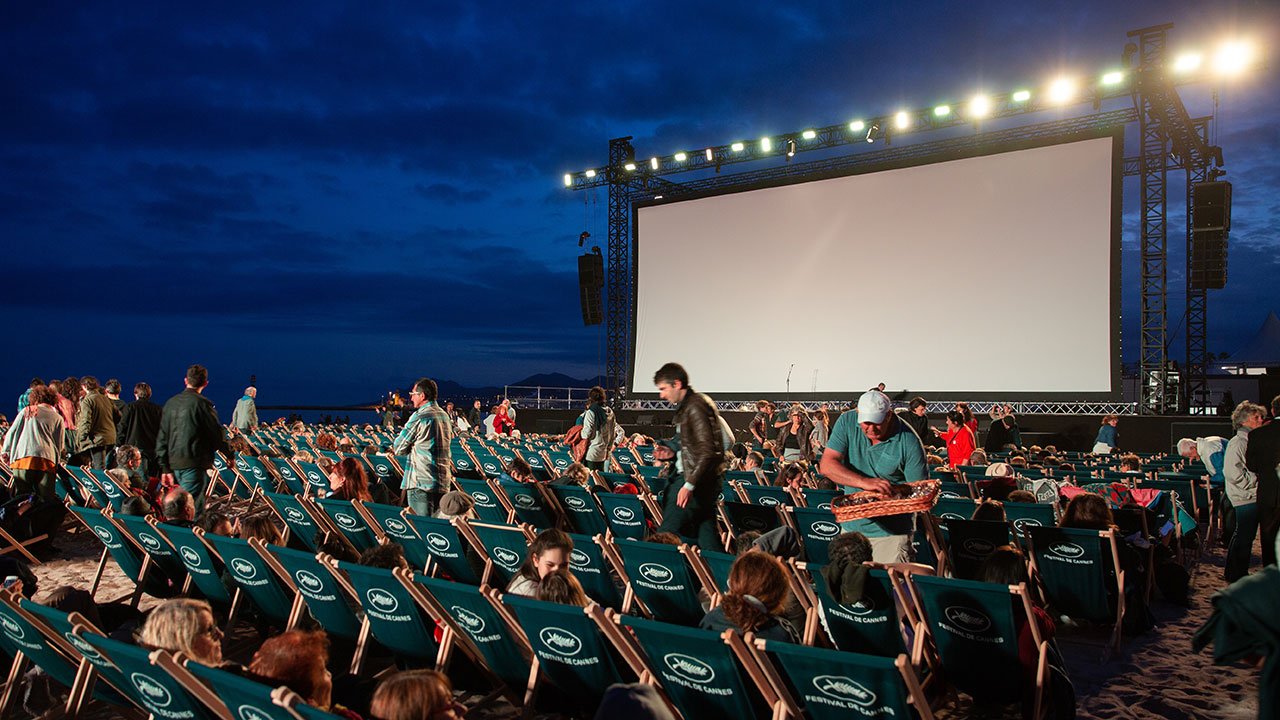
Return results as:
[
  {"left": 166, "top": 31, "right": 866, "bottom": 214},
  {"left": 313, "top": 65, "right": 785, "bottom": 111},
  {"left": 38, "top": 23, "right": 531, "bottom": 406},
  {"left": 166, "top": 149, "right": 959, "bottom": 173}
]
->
[{"left": 578, "top": 231, "right": 590, "bottom": 247}]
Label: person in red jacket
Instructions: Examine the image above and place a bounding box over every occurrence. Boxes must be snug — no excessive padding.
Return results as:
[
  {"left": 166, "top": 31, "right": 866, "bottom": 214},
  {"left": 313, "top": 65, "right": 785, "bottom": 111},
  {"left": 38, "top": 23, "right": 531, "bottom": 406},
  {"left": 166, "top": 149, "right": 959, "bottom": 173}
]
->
[
  {"left": 938, "top": 410, "right": 977, "bottom": 467},
  {"left": 493, "top": 403, "right": 515, "bottom": 435}
]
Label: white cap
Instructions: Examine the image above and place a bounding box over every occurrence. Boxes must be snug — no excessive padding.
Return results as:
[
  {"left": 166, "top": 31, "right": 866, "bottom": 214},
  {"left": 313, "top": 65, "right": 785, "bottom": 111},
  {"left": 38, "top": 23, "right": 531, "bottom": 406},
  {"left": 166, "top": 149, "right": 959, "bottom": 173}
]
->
[{"left": 857, "top": 391, "right": 892, "bottom": 424}]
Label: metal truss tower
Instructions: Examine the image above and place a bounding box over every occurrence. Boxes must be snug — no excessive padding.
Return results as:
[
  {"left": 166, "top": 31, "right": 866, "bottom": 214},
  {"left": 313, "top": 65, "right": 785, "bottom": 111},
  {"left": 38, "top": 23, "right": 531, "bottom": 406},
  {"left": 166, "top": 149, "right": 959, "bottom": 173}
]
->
[
  {"left": 606, "top": 137, "right": 635, "bottom": 396},
  {"left": 1185, "top": 119, "right": 1213, "bottom": 412}
]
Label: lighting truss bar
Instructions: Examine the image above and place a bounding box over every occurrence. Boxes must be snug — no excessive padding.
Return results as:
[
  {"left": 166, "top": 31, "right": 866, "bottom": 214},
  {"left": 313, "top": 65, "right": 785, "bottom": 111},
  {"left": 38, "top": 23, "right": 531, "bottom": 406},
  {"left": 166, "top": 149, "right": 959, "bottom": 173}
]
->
[{"left": 620, "top": 399, "right": 1138, "bottom": 415}]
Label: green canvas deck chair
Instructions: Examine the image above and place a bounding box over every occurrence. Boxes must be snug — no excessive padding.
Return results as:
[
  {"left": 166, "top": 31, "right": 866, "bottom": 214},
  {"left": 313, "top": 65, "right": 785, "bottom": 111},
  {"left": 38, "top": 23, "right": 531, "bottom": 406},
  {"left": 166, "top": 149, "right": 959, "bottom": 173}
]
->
[
  {"left": 721, "top": 502, "right": 782, "bottom": 544},
  {"left": 69, "top": 506, "right": 172, "bottom": 604},
  {"left": 936, "top": 481, "right": 973, "bottom": 500},
  {"left": 313, "top": 498, "right": 377, "bottom": 552},
  {"left": 785, "top": 506, "right": 842, "bottom": 564},
  {"left": 518, "top": 450, "right": 552, "bottom": 483},
  {"left": 338, "top": 561, "right": 441, "bottom": 668},
  {"left": 356, "top": 501, "right": 432, "bottom": 572},
  {"left": 262, "top": 491, "right": 320, "bottom": 550},
  {"left": 598, "top": 492, "right": 648, "bottom": 540},
  {"left": 401, "top": 572, "right": 528, "bottom": 708},
  {"left": 610, "top": 447, "right": 640, "bottom": 473},
  {"left": 739, "top": 483, "right": 794, "bottom": 508},
  {"left": 549, "top": 484, "right": 608, "bottom": 536},
  {"left": 186, "top": 660, "right": 343, "bottom": 720},
  {"left": 750, "top": 638, "right": 935, "bottom": 720},
  {"left": 151, "top": 524, "right": 235, "bottom": 606},
  {"left": 940, "top": 519, "right": 1013, "bottom": 580},
  {"left": 451, "top": 444, "right": 481, "bottom": 478},
  {"left": 543, "top": 449, "right": 575, "bottom": 476},
  {"left": 294, "top": 460, "right": 331, "bottom": 495},
  {"left": 366, "top": 453, "right": 403, "bottom": 488},
  {"left": 112, "top": 514, "right": 191, "bottom": 593},
  {"left": 78, "top": 630, "right": 230, "bottom": 720},
  {"left": 454, "top": 478, "right": 511, "bottom": 524},
  {"left": 494, "top": 479, "right": 557, "bottom": 529},
  {"left": 800, "top": 487, "right": 842, "bottom": 510},
  {"left": 802, "top": 563, "right": 916, "bottom": 659},
  {"left": 465, "top": 521, "right": 534, "bottom": 588},
  {"left": 598, "top": 470, "right": 636, "bottom": 490},
  {"left": 495, "top": 594, "right": 630, "bottom": 715},
  {"left": 235, "top": 453, "right": 278, "bottom": 495},
  {"left": 1004, "top": 501, "right": 1058, "bottom": 540},
  {"left": 907, "top": 574, "right": 1048, "bottom": 716},
  {"left": 600, "top": 610, "right": 778, "bottom": 719},
  {"left": 471, "top": 449, "right": 505, "bottom": 479},
  {"left": 204, "top": 533, "right": 296, "bottom": 626},
  {"left": 268, "top": 458, "right": 307, "bottom": 495},
  {"left": 607, "top": 538, "right": 705, "bottom": 625},
  {"left": 67, "top": 466, "right": 112, "bottom": 509},
  {"left": 86, "top": 468, "right": 132, "bottom": 510},
  {"left": 403, "top": 515, "right": 482, "bottom": 584},
  {"left": 686, "top": 545, "right": 734, "bottom": 599},
  {"left": 931, "top": 497, "right": 978, "bottom": 521},
  {"left": 261, "top": 544, "right": 364, "bottom": 654},
  {"left": 566, "top": 532, "right": 623, "bottom": 609},
  {"left": 1026, "top": 525, "right": 1126, "bottom": 658}
]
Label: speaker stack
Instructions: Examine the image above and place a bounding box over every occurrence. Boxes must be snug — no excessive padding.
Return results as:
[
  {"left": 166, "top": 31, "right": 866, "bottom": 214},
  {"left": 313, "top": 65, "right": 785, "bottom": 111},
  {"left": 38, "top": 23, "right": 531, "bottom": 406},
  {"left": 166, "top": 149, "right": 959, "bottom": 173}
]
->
[
  {"left": 1189, "top": 181, "right": 1231, "bottom": 291},
  {"left": 578, "top": 252, "right": 604, "bottom": 326}
]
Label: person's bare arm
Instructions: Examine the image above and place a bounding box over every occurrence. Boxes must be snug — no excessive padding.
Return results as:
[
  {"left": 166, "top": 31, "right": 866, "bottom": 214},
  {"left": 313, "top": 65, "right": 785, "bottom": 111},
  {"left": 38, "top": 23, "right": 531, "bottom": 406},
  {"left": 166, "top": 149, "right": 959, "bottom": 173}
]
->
[{"left": 819, "top": 448, "right": 892, "bottom": 495}]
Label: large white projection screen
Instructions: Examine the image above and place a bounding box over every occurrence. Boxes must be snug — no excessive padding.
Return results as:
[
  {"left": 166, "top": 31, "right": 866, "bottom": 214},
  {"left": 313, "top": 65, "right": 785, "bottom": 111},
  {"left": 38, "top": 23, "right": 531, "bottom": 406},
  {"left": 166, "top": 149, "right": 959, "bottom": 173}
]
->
[{"left": 632, "top": 135, "right": 1117, "bottom": 397}]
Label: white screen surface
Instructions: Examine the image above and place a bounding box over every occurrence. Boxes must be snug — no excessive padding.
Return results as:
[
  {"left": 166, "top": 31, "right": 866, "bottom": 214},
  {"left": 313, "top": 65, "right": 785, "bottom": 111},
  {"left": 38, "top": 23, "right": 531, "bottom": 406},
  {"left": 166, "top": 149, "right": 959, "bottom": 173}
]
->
[{"left": 631, "top": 135, "right": 1116, "bottom": 396}]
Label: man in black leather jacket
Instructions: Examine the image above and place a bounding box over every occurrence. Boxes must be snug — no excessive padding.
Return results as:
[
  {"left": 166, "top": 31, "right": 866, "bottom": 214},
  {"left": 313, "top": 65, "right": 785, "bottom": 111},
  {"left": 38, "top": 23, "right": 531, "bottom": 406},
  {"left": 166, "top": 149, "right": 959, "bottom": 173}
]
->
[{"left": 653, "top": 363, "right": 726, "bottom": 551}]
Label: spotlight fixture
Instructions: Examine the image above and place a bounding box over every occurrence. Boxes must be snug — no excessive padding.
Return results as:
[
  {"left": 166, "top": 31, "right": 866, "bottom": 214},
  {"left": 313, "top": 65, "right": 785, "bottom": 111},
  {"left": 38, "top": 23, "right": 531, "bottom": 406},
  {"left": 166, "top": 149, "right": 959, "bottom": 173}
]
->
[
  {"left": 895, "top": 111, "right": 910, "bottom": 129},
  {"left": 933, "top": 104, "right": 951, "bottom": 117},
  {"left": 731, "top": 142, "right": 745, "bottom": 152},
  {"left": 563, "top": 174, "right": 572, "bottom": 187},
  {"left": 801, "top": 129, "right": 817, "bottom": 140},
  {"left": 1012, "top": 89, "right": 1031, "bottom": 102},
  {"left": 705, "top": 148, "right": 713, "bottom": 161},
  {"left": 623, "top": 162, "right": 636, "bottom": 171},
  {"left": 1101, "top": 70, "right": 1124, "bottom": 85},
  {"left": 969, "top": 94, "right": 991, "bottom": 118},
  {"left": 578, "top": 231, "right": 590, "bottom": 247},
  {"left": 1173, "top": 52, "right": 1202, "bottom": 73},
  {"left": 865, "top": 124, "right": 878, "bottom": 143},
  {"left": 1213, "top": 41, "right": 1251, "bottom": 75},
  {"left": 674, "top": 152, "right": 687, "bottom": 162},
  {"left": 760, "top": 137, "right": 772, "bottom": 152},
  {"left": 585, "top": 169, "right": 596, "bottom": 178},
  {"left": 785, "top": 139, "right": 796, "bottom": 157},
  {"left": 650, "top": 157, "right": 659, "bottom": 170},
  {"left": 849, "top": 120, "right": 865, "bottom": 132},
  {"left": 1048, "top": 78, "right": 1075, "bottom": 103}
]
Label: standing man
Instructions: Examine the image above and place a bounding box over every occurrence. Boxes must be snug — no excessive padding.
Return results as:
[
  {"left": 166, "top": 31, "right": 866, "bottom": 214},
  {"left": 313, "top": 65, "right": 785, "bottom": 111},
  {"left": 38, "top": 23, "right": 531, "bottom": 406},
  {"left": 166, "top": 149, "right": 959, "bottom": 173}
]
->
[
  {"left": 104, "top": 380, "right": 126, "bottom": 422},
  {"left": 156, "top": 365, "right": 230, "bottom": 514},
  {"left": 581, "top": 386, "right": 617, "bottom": 471},
  {"left": 75, "top": 376, "right": 117, "bottom": 469},
  {"left": 1246, "top": 394, "right": 1280, "bottom": 567},
  {"left": 232, "top": 387, "right": 259, "bottom": 432},
  {"left": 749, "top": 401, "right": 774, "bottom": 446},
  {"left": 393, "top": 378, "right": 453, "bottom": 516},
  {"left": 653, "top": 363, "right": 726, "bottom": 552},
  {"left": 820, "top": 389, "right": 928, "bottom": 564},
  {"left": 118, "top": 382, "right": 164, "bottom": 480},
  {"left": 896, "top": 396, "right": 934, "bottom": 447},
  {"left": 467, "top": 399, "right": 483, "bottom": 435}
]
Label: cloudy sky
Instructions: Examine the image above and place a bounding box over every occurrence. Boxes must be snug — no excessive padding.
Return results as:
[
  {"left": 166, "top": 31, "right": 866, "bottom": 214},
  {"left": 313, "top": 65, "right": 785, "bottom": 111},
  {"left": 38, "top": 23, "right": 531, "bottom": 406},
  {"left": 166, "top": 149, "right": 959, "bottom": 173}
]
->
[{"left": 2, "top": 1, "right": 1277, "bottom": 413}]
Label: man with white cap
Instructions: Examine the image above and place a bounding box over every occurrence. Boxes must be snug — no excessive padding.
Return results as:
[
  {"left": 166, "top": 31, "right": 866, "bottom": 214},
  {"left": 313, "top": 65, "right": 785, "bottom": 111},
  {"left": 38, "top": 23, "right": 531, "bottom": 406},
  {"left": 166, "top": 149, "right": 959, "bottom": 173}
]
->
[{"left": 819, "top": 389, "right": 928, "bottom": 563}]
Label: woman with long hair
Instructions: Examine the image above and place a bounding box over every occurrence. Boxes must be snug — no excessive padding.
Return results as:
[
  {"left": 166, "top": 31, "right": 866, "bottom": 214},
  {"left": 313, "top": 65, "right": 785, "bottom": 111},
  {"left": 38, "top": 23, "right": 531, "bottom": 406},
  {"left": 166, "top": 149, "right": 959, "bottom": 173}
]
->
[
  {"left": 773, "top": 407, "right": 814, "bottom": 462},
  {"left": 699, "top": 551, "right": 799, "bottom": 642},
  {"left": 535, "top": 570, "right": 589, "bottom": 607},
  {"left": 938, "top": 410, "right": 977, "bottom": 468},
  {"left": 1, "top": 385, "right": 65, "bottom": 500},
  {"left": 327, "top": 457, "right": 372, "bottom": 501},
  {"left": 506, "top": 528, "right": 573, "bottom": 598},
  {"left": 249, "top": 630, "right": 361, "bottom": 718},
  {"left": 370, "top": 670, "right": 463, "bottom": 720}
]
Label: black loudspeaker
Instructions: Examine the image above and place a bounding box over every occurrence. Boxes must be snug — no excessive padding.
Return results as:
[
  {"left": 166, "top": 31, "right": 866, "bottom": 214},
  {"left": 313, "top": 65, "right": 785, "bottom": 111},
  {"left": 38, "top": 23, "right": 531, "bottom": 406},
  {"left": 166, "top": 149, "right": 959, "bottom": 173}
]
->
[
  {"left": 578, "top": 252, "right": 604, "bottom": 326},
  {"left": 1189, "top": 181, "right": 1231, "bottom": 291}
]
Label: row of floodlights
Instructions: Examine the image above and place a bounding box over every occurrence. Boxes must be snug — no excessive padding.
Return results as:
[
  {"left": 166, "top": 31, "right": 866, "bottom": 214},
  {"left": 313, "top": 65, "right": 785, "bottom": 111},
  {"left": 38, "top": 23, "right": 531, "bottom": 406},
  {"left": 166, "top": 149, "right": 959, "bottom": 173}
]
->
[{"left": 563, "top": 40, "right": 1254, "bottom": 187}]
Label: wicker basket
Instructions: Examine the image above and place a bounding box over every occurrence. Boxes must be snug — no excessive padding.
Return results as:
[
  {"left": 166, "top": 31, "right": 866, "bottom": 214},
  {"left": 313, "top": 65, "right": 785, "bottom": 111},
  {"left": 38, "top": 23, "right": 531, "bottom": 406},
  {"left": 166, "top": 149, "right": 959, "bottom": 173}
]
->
[{"left": 830, "top": 480, "right": 942, "bottom": 522}]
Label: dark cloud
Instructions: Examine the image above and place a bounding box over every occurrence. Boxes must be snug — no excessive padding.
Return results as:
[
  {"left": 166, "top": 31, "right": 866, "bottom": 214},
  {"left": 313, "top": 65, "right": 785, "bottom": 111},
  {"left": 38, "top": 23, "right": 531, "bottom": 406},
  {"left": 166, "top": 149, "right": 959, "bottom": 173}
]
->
[{"left": 414, "top": 183, "right": 491, "bottom": 205}]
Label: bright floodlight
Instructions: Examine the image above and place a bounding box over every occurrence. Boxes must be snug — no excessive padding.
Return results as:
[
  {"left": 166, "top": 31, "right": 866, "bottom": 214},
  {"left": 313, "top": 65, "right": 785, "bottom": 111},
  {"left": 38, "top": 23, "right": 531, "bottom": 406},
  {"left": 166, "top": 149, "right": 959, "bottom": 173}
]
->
[
  {"left": 650, "top": 157, "right": 659, "bottom": 170},
  {"left": 1174, "top": 52, "right": 1202, "bottom": 72},
  {"left": 1214, "top": 41, "right": 1251, "bottom": 75},
  {"left": 1012, "top": 89, "right": 1031, "bottom": 102},
  {"left": 731, "top": 142, "right": 744, "bottom": 152},
  {"left": 563, "top": 174, "right": 572, "bottom": 187},
  {"left": 674, "top": 152, "right": 687, "bottom": 162},
  {"left": 760, "top": 137, "right": 772, "bottom": 152},
  {"left": 1101, "top": 71, "right": 1124, "bottom": 86},
  {"left": 585, "top": 169, "right": 596, "bottom": 178},
  {"left": 895, "top": 111, "right": 910, "bottom": 129},
  {"left": 705, "top": 148, "right": 713, "bottom": 161},
  {"left": 802, "top": 129, "right": 817, "bottom": 140},
  {"left": 1048, "top": 78, "right": 1075, "bottom": 103},
  {"left": 623, "top": 162, "right": 636, "bottom": 171},
  {"left": 849, "top": 120, "right": 865, "bottom": 132},
  {"left": 934, "top": 104, "right": 951, "bottom": 117},
  {"left": 969, "top": 94, "right": 991, "bottom": 117}
]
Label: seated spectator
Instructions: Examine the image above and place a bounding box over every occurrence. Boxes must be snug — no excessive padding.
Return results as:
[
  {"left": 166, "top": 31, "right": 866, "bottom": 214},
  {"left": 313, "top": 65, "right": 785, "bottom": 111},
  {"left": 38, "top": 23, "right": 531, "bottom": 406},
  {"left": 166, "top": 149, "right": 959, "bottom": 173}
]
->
[
  {"left": 506, "top": 529, "right": 573, "bottom": 598},
  {"left": 535, "top": 570, "right": 589, "bottom": 607},
  {"left": 971, "top": 499, "right": 1007, "bottom": 522},
  {"left": 249, "top": 630, "right": 362, "bottom": 718},
  {"left": 315, "top": 531, "right": 360, "bottom": 563},
  {"left": 43, "top": 584, "right": 142, "bottom": 640},
  {"left": 369, "top": 669, "right": 462, "bottom": 720},
  {"left": 743, "top": 451, "right": 768, "bottom": 484},
  {"left": 360, "top": 542, "right": 409, "bottom": 571},
  {"left": 293, "top": 450, "right": 316, "bottom": 464},
  {"left": 699, "top": 551, "right": 800, "bottom": 643},
  {"left": 973, "top": 545, "right": 1055, "bottom": 667},
  {"left": 645, "top": 532, "right": 682, "bottom": 546},
  {"left": 240, "top": 515, "right": 284, "bottom": 545},
  {"left": 925, "top": 454, "right": 945, "bottom": 467},
  {"left": 1008, "top": 455, "right": 1029, "bottom": 469},
  {"left": 197, "top": 510, "right": 234, "bottom": 536},
  {"left": 316, "top": 433, "right": 339, "bottom": 451},
  {"left": 327, "top": 458, "right": 373, "bottom": 502},
  {"left": 1059, "top": 493, "right": 1153, "bottom": 631},
  {"left": 773, "top": 463, "right": 808, "bottom": 491},
  {"left": 138, "top": 598, "right": 224, "bottom": 666},
  {"left": 979, "top": 462, "right": 1017, "bottom": 501},
  {"left": 160, "top": 488, "right": 197, "bottom": 527},
  {"left": 968, "top": 449, "right": 989, "bottom": 466},
  {"left": 1118, "top": 454, "right": 1143, "bottom": 473},
  {"left": 433, "top": 491, "right": 475, "bottom": 521},
  {"left": 507, "top": 457, "right": 534, "bottom": 483},
  {"left": 1006, "top": 490, "right": 1037, "bottom": 504},
  {"left": 551, "top": 462, "right": 591, "bottom": 487},
  {"left": 120, "top": 495, "right": 153, "bottom": 517},
  {"left": 228, "top": 435, "right": 257, "bottom": 458},
  {"left": 1060, "top": 494, "right": 1113, "bottom": 530},
  {"left": 113, "top": 445, "right": 147, "bottom": 489}
]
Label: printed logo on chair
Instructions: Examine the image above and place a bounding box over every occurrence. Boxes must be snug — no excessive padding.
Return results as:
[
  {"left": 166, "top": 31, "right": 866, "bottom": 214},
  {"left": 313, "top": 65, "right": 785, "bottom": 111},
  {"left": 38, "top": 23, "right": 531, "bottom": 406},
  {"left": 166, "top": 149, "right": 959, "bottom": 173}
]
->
[
  {"left": 285, "top": 508, "right": 308, "bottom": 523},
  {"left": 638, "top": 563, "right": 673, "bottom": 585},
  {"left": 758, "top": 496, "right": 781, "bottom": 507},
  {"left": 236, "top": 458, "right": 249, "bottom": 471},
  {"left": 564, "top": 496, "right": 588, "bottom": 510},
  {"left": 538, "top": 626, "right": 583, "bottom": 657},
  {"left": 252, "top": 466, "right": 267, "bottom": 480},
  {"left": 307, "top": 471, "right": 322, "bottom": 483},
  {"left": 230, "top": 558, "right": 257, "bottom": 580},
  {"left": 139, "top": 533, "right": 163, "bottom": 552},
  {"left": 425, "top": 533, "right": 452, "bottom": 552},
  {"left": 335, "top": 513, "right": 358, "bottom": 529},
  {"left": 810, "top": 521, "right": 840, "bottom": 538},
  {"left": 366, "top": 588, "right": 399, "bottom": 614},
  {"left": 295, "top": 571, "right": 325, "bottom": 595},
  {"left": 569, "top": 549, "right": 591, "bottom": 569},
  {"left": 453, "top": 607, "right": 486, "bottom": 635},
  {"left": 1013, "top": 517, "right": 1043, "bottom": 532},
  {"left": 611, "top": 506, "right": 637, "bottom": 523},
  {"left": 93, "top": 526, "right": 116, "bottom": 544},
  {"left": 848, "top": 593, "right": 877, "bottom": 616},
  {"left": 384, "top": 518, "right": 408, "bottom": 535},
  {"left": 515, "top": 494, "right": 536, "bottom": 508},
  {"left": 130, "top": 672, "right": 173, "bottom": 709},
  {"left": 663, "top": 653, "right": 716, "bottom": 684},
  {"left": 742, "top": 516, "right": 767, "bottom": 531},
  {"left": 940, "top": 512, "right": 965, "bottom": 520},
  {"left": 817, "top": 503, "right": 832, "bottom": 511},
  {"left": 472, "top": 492, "right": 493, "bottom": 506},
  {"left": 64, "top": 632, "right": 110, "bottom": 667},
  {"left": 961, "top": 538, "right": 995, "bottom": 555},
  {"left": 237, "top": 705, "right": 274, "bottom": 720},
  {"left": 179, "top": 546, "right": 202, "bottom": 567},
  {"left": 1049, "top": 542, "right": 1085, "bottom": 559},
  {"left": 483, "top": 462, "right": 499, "bottom": 473},
  {"left": 943, "top": 606, "right": 992, "bottom": 634},
  {"left": 492, "top": 547, "right": 522, "bottom": 569},
  {"left": 812, "top": 675, "right": 877, "bottom": 707},
  {"left": 0, "top": 614, "right": 23, "bottom": 641}
]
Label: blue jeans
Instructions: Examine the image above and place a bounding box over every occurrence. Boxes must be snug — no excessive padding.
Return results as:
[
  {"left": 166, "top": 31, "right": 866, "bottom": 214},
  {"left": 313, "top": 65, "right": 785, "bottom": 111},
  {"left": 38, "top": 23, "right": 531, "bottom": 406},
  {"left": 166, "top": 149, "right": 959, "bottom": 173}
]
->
[
  {"left": 173, "top": 467, "right": 210, "bottom": 515},
  {"left": 1225, "top": 501, "right": 1258, "bottom": 583},
  {"left": 407, "top": 488, "right": 439, "bottom": 517}
]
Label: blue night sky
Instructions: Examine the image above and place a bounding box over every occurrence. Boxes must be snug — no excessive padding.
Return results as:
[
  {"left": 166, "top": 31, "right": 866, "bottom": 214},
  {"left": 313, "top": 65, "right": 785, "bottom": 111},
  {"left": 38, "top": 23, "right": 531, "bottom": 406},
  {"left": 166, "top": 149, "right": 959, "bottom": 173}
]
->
[{"left": 2, "top": 1, "right": 1278, "bottom": 414}]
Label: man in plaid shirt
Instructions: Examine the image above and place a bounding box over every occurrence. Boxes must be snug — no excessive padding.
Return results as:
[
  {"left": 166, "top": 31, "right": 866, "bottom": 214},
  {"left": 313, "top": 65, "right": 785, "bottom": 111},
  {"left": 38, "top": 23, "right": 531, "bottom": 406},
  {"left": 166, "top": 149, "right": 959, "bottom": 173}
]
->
[{"left": 392, "top": 377, "right": 453, "bottom": 515}]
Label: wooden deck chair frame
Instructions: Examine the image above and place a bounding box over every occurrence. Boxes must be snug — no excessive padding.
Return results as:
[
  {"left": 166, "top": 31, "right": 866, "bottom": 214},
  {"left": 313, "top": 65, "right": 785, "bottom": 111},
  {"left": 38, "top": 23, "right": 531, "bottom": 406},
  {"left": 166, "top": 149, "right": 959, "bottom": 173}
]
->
[
  {"left": 594, "top": 534, "right": 663, "bottom": 619},
  {"left": 456, "top": 519, "right": 537, "bottom": 589},
  {"left": 190, "top": 527, "right": 247, "bottom": 646},
  {"left": 609, "top": 447, "right": 643, "bottom": 474},
  {"left": 73, "top": 506, "right": 153, "bottom": 607},
  {"left": 295, "top": 494, "right": 362, "bottom": 557},
  {"left": 1026, "top": 527, "right": 1126, "bottom": 662},
  {"left": 677, "top": 544, "right": 725, "bottom": 608}
]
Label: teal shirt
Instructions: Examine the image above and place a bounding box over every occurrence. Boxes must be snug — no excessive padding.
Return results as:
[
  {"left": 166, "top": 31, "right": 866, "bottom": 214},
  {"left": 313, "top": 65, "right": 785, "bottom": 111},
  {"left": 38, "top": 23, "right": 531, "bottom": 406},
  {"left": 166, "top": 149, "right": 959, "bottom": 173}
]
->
[{"left": 826, "top": 412, "right": 927, "bottom": 537}]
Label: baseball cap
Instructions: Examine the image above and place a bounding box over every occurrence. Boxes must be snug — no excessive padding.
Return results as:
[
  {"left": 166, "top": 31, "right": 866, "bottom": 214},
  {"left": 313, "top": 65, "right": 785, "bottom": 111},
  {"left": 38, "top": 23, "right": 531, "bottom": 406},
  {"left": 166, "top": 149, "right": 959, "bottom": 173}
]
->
[{"left": 857, "top": 390, "right": 892, "bottom": 424}]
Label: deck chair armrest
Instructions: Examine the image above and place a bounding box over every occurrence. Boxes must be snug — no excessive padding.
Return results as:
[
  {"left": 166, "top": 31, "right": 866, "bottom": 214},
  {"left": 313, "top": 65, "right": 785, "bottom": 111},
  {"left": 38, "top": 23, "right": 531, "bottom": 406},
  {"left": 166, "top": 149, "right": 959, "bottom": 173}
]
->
[
  {"left": 161, "top": 651, "right": 233, "bottom": 720},
  {"left": 1033, "top": 640, "right": 1049, "bottom": 720}
]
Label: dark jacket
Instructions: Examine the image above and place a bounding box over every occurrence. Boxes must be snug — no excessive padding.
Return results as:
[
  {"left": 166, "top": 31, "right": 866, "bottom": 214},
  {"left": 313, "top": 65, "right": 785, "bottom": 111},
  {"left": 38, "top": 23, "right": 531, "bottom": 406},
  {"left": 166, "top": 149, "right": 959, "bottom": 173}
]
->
[
  {"left": 467, "top": 406, "right": 483, "bottom": 430},
  {"left": 674, "top": 388, "right": 726, "bottom": 493},
  {"left": 773, "top": 416, "right": 814, "bottom": 460},
  {"left": 75, "top": 391, "right": 118, "bottom": 452},
  {"left": 897, "top": 409, "right": 931, "bottom": 445},
  {"left": 1246, "top": 418, "right": 1280, "bottom": 510},
  {"left": 117, "top": 399, "right": 164, "bottom": 454},
  {"left": 155, "top": 389, "right": 230, "bottom": 473}
]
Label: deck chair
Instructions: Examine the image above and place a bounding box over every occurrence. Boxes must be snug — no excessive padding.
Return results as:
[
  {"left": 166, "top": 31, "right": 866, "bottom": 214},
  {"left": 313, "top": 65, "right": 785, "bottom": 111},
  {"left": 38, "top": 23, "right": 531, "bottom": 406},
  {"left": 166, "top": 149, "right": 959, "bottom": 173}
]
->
[
  {"left": 293, "top": 460, "right": 332, "bottom": 495},
  {"left": 941, "top": 519, "right": 1013, "bottom": 580},
  {"left": 566, "top": 532, "right": 624, "bottom": 609},
  {"left": 494, "top": 479, "right": 557, "bottom": 529},
  {"left": 69, "top": 506, "right": 172, "bottom": 604},
  {"left": 186, "top": 660, "right": 341, "bottom": 720},
  {"left": 721, "top": 502, "right": 782, "bottom": 545},
  {"left": 78, "top": 630, "right": 230, "bottom": 720},
  {"left": 800, "top": 487, "right": 842, "bottom": 510},
  {"left": 598, "top": 492, "right": 649, "bottom": 540},
  {"left": 606, "top": 537, "right": 705, "bottom": 625},
  {"left": 151, "top": 525, "right": 234, "bottom": 606},
  {"left": 786, "top": 506, "right": 843, "bottom": 564},
  {"left": 936, "top": 482, "right": 973, "bottom": 500},
  {"left": 203, "top": 533, "right": 296, "bottom": 626},
  {"left": 543, "top": 449, "right": 576, "bottom": 475},
  {"left": 366, "top": 453, "right": 404, "bottom": 488},
  {"left": 739, "top": 483, "right": 794, "bottom": 508},
  {"left": 908, "top": 574, "right": 1048, "bottom": 716},
  {"left": 691, "top": 546, "right": 735, "bottom": 598},
  {"left": 601, "top": 610, "right": 779, "bottom": 719},
  {"left": 1026, "top": 526, "right": 1126, "bottom": 659},
  {"left": 403, "top": 515, "right": 483, "bottom": 584},
  {"left": 549, "top": 484, "right": 609, "bottom": 536},
  {"left": 471, "top": 450, "right": 505, "bottom": 479},
  {"left": 750, "top": 639, "right": 935, "bottom": 720},
  {"left": 267, "top": 458, "right": 307, "bottom": 495},
  {"left": 312, "top": 498, "right": 377, "bottom": 552},
  {"left": 338, "top": 561, "right": 441, "bottom": 668},
  {"left": 466, "top": 521, "right": 535, "bottom": 589},
  {"left": 611, "top": 447, "right": 640, "bottom": 473},
  {"left": 494, "top": 594, "right": 631, "bottom": 714},
  {"left": 261, "top": 544, "right": 364, "bottom": 642},
  {"left": 1004, "top": 501, "right": 1058, "bottom": 538},
  {"left": 357, "top": 502, "right": 433, "bottom": 572},
  {"left": 262, "top": 491, "right": 321, "bottom": 550},
  {"left": 234, "top": 454, "right": 278, "bottom": 495},
  {"left": 112, "top": 514, "right": 193, "bottom": 591},
  {"left": 86, "top": 468, "right": 133, "bottom": 510},
  {"left": 66, "top": 466, "right": 113, "bottom": 509},
  {"left": 804, "top": 564, "right": 917, "bottom": 660},
  {"left": 454, "top": 478, "right": 511, "bottom": 523},
  {"left": 931, "top": 497, "right": 978, "bottom": 521}
]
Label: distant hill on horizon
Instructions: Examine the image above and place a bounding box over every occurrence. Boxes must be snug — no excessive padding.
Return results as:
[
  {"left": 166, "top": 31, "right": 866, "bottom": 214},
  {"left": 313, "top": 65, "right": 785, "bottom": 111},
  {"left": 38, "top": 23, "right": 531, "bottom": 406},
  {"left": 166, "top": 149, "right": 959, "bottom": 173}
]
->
[{"left": 364, "top": 372, "right": 610, "bottom": 406}]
